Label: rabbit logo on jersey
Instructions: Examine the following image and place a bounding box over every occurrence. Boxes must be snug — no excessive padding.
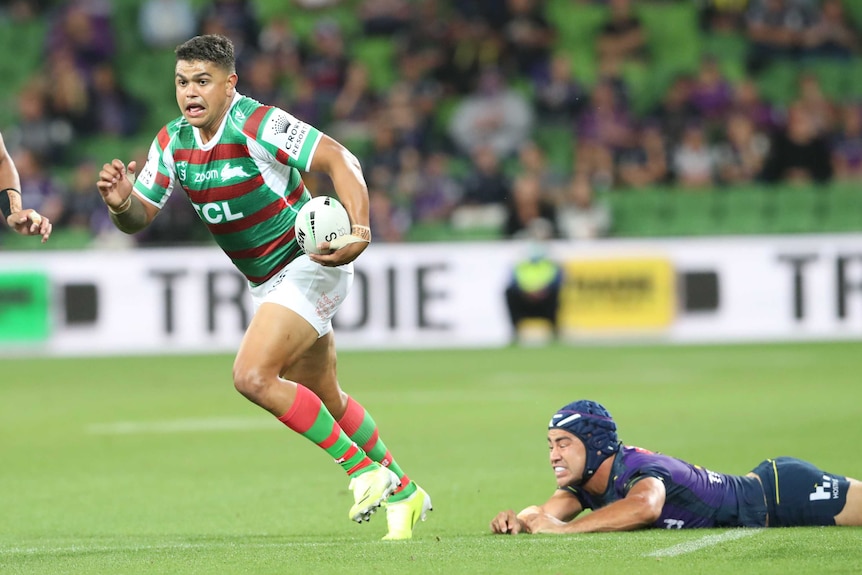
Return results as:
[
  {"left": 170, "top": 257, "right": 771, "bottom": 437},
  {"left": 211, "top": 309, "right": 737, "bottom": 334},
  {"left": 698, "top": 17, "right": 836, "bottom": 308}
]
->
[
  {"left": 283, "top": 121, "right": 310, "bottom": 160},
  {"left": 220, "top": 163, "right": 250, "bottom": 180}
]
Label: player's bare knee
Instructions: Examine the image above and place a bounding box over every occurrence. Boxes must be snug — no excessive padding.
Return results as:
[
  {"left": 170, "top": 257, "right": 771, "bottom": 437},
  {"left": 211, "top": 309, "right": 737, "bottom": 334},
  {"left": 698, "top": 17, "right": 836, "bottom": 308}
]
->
[{"left": 232, "top": 365, "right": 275, "bottom": 403}]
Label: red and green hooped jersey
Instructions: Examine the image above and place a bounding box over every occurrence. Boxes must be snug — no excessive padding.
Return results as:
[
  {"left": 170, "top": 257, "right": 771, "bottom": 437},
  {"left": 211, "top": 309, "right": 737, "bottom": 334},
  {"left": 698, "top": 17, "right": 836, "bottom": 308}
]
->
[{"left": 134, "top": 92, "right": 320, "bottom": 284}]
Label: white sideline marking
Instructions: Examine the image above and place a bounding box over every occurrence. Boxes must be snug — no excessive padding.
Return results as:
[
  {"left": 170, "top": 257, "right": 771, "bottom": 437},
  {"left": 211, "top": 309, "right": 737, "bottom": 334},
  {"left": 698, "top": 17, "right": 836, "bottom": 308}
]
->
[
  {"left": 646, "top": 529, "right": 761, "bottom": 557},
  {"left": 87, "top": 417, "right": 277, "bottom": 435}
]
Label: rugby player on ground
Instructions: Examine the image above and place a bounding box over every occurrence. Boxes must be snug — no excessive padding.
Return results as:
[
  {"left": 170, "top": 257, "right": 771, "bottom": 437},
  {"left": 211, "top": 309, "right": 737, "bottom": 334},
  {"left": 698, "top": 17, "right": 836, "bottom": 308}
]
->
[{"left": 491, "top": 399, "right": 862, "bottom": 533}]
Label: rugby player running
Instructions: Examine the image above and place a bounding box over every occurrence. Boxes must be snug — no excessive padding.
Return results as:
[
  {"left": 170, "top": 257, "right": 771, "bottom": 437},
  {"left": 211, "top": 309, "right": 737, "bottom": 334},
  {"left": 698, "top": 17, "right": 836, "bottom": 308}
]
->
[{"left": 96, "top": 34, "right": 430, "bottom": 540}]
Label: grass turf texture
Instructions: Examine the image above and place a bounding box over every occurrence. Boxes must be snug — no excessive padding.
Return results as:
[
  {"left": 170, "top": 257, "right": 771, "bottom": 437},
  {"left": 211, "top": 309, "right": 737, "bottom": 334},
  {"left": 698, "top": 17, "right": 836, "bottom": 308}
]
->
[{"left": 1, "top": 342, "right": 861, "bottom": 575}]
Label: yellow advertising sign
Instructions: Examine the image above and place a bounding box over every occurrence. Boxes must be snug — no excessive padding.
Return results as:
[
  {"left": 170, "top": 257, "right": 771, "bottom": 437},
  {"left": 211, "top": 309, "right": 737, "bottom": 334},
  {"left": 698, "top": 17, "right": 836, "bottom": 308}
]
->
[{"left": 559, "top": 258, "right": 675, "bottom": 331}]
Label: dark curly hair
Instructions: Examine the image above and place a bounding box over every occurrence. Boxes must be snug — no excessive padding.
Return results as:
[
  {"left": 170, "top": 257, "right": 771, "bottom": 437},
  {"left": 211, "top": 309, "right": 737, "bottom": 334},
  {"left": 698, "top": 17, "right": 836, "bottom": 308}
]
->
[{"left": 175, "top": 34, "right": 235, "bottom": 73}]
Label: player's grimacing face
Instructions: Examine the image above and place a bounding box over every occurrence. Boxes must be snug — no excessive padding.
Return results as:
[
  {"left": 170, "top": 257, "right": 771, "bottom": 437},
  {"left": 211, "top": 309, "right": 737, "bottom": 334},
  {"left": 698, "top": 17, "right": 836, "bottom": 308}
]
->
[
  {"left": 175, "top": 59, "right": 235, "bottom": 128},
  {"left": 548, "top": 429, "right": 586, "bottom": 487}
]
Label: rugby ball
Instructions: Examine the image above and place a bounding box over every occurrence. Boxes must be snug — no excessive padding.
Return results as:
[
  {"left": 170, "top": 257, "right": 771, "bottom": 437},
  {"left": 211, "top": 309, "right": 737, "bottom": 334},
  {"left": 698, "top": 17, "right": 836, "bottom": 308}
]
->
[{"left": 294, "top": 195, "right": 351, "bottom": 255}]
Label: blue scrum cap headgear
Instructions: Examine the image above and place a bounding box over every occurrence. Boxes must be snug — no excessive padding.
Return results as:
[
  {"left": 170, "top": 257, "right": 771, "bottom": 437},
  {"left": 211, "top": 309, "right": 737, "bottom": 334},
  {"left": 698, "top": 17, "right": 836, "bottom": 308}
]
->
[{"left": 548, "top": 400, "right": 621, "bottom": 483}]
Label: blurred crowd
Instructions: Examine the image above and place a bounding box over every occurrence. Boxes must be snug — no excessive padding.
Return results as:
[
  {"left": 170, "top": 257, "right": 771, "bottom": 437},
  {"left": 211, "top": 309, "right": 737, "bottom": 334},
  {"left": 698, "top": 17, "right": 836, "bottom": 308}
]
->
[{"left": 1, "top": 0, "right": 861, "bottom": 248}]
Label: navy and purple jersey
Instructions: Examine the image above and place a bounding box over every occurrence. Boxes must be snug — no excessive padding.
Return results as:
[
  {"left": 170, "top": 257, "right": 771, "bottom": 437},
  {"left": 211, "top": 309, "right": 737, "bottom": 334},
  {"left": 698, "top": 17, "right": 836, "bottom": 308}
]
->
[
  {"left": 563, "top": 446, "right": 767, "bottom": 529},
  {"left": 134, "top": 92, "right": 319, "bottom": 285}
]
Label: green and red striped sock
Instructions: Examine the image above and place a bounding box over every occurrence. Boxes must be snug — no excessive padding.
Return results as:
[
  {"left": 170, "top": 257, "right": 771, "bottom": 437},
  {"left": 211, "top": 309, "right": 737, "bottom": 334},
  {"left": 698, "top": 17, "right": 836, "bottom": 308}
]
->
[
  {"left": 337, "top": 396, "right": 417, "bottom": 502},
  {"left": 278, "top": 384, "right": 375, "bottom": 478}
]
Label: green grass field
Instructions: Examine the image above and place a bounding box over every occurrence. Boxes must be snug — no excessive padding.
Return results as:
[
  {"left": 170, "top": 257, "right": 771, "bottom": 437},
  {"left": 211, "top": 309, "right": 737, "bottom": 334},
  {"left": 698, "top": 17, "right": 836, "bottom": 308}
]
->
[{"left": 2, "top": 342, "right": 861, "bottom": 574}]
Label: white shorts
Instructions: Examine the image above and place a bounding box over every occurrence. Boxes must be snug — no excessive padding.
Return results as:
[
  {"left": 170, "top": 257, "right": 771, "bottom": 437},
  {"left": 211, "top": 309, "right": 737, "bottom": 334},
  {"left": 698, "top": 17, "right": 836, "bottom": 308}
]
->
[{"left": 249, "top": 256, "right": 354, "bottom": 337}]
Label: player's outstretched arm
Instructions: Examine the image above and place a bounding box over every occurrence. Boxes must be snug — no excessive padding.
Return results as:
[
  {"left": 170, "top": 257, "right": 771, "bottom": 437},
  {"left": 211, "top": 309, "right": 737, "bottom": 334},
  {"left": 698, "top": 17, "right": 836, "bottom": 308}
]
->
[
  {"left": 0, "top": 132, "right": 51, "bottom": 242},
  {"left": 491, "top": 490, "right": 584, "bottom": 535},
  {"left": 490, "top": 509, "right": 528, "bottom": 534},
  {"left": 525, "top": 477, "right": 666, "bottom": 534},
  {"left": 97, "top": 159, "right": 159, "bottom": 233}
]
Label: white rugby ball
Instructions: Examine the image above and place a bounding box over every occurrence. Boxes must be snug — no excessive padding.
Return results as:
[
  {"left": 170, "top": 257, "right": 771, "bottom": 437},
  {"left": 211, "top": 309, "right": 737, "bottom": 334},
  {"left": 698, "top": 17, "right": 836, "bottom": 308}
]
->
[{"left": 294, "top": 195, "right": 351, "bottom": 255}]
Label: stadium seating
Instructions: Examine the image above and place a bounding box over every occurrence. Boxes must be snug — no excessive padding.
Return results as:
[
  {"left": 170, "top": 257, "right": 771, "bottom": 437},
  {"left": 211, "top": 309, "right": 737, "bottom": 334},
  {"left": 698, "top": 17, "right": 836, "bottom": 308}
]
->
[
  {"left": 607, "top": 188, "right": 667, "bottom": 238},
  {"left": 608, "top": 183, "right": 859, "bottom": 238},
  {"left": 636, "top": 2, "right": 701, "bottom": 74},
  {"left": 534, "top": 125, "right": 575, "bottom": 175},
  {"left": 547, "top": 0, "right": 606, "bottom": 86},
  {"left": 351, "top": 37, "right": 398, "bottom": 92},
  {"left": 0, "top": 1, "right": 859, "bottom": 248},
  {"left": 0, "top": 18, "right": 45, "bottom": 129},
  {"left": 825, "top": 183, "right": 862, "bottom": 232}
]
